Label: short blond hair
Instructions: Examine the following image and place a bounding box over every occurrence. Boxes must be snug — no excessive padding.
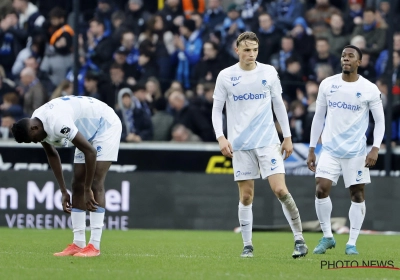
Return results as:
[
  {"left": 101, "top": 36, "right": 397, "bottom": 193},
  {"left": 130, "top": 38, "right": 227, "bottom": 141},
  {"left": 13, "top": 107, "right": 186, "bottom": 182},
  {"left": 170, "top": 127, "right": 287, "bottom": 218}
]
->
[{"left": 236, "top": 32, "right": 259, "bottom": 47}]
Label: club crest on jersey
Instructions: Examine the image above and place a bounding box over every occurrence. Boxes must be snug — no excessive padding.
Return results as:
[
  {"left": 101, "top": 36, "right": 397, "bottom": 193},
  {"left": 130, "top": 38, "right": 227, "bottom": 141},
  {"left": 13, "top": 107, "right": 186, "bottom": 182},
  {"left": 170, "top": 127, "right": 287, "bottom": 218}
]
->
[
  {"left": 271, "top": 159, "right": 277, "bottom": 165},
  {"left": 356, "top": 92, "right": 362, "bottom": 98},
  {"left": 60, "top": 126, "right": 71, "bottom": 136}
]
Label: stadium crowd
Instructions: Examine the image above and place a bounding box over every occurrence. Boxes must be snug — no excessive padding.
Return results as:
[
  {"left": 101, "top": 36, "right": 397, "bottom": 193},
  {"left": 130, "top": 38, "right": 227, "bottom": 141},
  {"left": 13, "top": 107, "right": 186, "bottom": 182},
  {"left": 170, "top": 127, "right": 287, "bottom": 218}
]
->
[{"left": 0, "top": 0, "right": 399, "bottom": 144}]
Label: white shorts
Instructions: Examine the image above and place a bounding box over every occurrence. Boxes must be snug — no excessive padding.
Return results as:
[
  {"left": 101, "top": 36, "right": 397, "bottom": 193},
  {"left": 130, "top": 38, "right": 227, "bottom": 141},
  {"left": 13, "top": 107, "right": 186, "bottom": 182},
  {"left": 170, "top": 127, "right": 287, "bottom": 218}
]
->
[
  {"left": 74, "top": 116, "right": 122, "bottom": 164},
  {"left": 316, "top": 152, "right": 370, "bottom": 188},
  {"left": 232, "top": 144, "right": 285, "bottom": 181}
]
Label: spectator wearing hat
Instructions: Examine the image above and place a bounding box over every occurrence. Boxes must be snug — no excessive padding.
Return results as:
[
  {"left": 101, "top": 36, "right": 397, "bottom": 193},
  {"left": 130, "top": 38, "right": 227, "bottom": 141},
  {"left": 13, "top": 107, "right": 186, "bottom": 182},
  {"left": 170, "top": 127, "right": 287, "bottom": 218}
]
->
[
  {"left": 255, "top": 13, "right": 284, "bottom": 65},
  {"left": 220, "top": 4, "right": 246, "bottom": 45},
  {"left": 86, "top": 17, "right": 114, "bottom": 70},
  {"left": 343, "top": 0, "right": 364, "bottom": 34},
  {"left": 203, "top": 0, "right": 225, "bottom": 35},
  {"left": 305, "top": 0, "right": 341, "bottom": 36},
  {"left": 352, "top": 7, "right": 386, "bottom": 57},
  {"left": 323, "top": 13, "right": 350, "bottom": 57},
  {"left": 173, "top": 19, "right": 202, "bottom": 89},
  {"left": 159, "top": 0, "right": 184, "bottom": 34},
  {"left": 266, "top": 0, "right": 304, "bottom": 33},
  {"left": 116, "top": 87, "right": 153, "bottom": 142},
  {"left": 123, "top": 0, "right": 149, "bottom": 38}
]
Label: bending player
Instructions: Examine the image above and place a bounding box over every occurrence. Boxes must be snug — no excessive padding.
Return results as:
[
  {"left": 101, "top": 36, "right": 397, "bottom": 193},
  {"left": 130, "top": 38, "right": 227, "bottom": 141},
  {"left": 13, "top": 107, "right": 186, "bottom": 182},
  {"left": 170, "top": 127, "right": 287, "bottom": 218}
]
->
[
  {"left": 212, "top": 32, "right": 308, "bottom": 258},
  {"left": 307, "top": 45, "right": 385, "bottom": 255},
  {"left": 12, "top": 96, "right": 122, "bottom": 257}
]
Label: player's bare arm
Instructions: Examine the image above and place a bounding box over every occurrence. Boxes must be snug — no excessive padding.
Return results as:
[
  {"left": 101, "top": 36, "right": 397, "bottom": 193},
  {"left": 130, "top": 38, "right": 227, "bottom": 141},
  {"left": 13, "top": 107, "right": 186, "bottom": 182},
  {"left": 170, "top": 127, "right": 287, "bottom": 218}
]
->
[
  {"left": 218, "top": 135, "right": 233, "bottom": 158},
  {"left": 41, "top": 141, "right": 71, "bottom": 213},
  {"left": 307, "top": 147, "right": 317, "bottom": 172},
  {"left": 281, "top": 137, "right": 293, "bottom": 160},
  {"left": 71, "top": 132, "right": 98, "bottom": 211}
]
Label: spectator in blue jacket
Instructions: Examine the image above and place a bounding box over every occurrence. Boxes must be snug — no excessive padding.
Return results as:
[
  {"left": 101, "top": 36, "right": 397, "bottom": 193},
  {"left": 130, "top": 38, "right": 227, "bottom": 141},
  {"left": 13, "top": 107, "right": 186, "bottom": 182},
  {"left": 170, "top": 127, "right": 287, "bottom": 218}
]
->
[
  {"left": 266, "top": 0, "right": 304, "bottom": 33},
  {"left": 174, "top": 19, "right": 202, "bottom": 89}
]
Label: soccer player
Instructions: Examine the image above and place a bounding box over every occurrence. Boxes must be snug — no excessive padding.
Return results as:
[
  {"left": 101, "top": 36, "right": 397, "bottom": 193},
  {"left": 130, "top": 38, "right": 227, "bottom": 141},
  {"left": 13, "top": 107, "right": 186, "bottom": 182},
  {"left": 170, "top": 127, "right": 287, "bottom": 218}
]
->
[
  {"left": 212, "top": 32, "right": 308, "bottom": 258},
  {"left": 307, "top": 45, "right": 385, "bottom": 255},
  {"left": 11, "top": 96, "right": 122, "bottom": 257}
]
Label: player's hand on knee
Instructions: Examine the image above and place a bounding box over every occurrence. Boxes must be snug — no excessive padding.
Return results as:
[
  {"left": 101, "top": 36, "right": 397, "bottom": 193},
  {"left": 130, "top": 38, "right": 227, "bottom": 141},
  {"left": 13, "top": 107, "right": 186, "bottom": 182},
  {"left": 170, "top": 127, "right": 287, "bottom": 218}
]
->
[
  {"left": 84, "top": 189, "right": 99, "bottom": 212},
  {"left": 62, "top": 192, "right": 72, "bottom": 214},
  {"left": 307, "top": 152, "right": 317, "bottom": 172},
  {"left": 217, "top": 136, "right": 233, "bottom": 158}
]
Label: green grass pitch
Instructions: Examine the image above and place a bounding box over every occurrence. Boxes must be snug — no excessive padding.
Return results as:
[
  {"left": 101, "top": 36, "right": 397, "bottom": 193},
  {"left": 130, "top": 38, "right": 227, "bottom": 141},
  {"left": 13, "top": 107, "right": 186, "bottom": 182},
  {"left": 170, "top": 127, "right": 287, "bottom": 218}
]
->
[{"left": 1, "top": 228, "right": 399, "bottom": 280}]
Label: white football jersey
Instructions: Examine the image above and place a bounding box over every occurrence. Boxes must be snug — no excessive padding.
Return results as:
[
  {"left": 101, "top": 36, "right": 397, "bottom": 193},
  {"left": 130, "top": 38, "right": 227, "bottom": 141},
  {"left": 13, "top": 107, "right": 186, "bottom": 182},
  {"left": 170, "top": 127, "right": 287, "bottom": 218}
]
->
[
  {"left": 213, "top": 62, "right": 282, "bottom": 151},
  {"left": 32, "top": 96, "right": 117, "bottom": 147},
  {"left": 317, "top": 74, "right": 382, "bottom": 158}
]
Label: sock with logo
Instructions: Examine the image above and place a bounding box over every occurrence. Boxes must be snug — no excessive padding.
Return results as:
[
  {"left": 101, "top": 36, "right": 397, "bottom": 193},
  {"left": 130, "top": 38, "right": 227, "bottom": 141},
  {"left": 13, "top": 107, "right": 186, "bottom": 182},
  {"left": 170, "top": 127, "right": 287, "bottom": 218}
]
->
[
  {"left": 238, "top": 202, "right": 253, "bottom": 247},
  {"left": 89, "top": 207, "right": 105, "bottom": 250},
  {"left": 279, "top": 193, "right": 303, "bottom": 241},
  {"left": 347, "top": 201, "right": 366, "bottom": 246},
  {"left": 71, "top": 208, "right": 86, "bottom": 248},
  {"left": 315, "top": 197, "right": 333, "bottom": 238}
]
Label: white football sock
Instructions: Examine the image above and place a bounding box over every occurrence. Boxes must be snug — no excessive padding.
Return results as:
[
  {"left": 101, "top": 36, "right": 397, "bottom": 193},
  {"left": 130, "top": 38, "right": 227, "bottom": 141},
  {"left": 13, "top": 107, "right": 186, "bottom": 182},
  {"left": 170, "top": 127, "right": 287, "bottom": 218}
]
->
[
  {"left": 279, "top": 193, "right": 303, "bottom": 241},
  {"left": 71, "top": 208, "right": 86, "bottom": 248},
  {"left": 347, "top": 201, "right": 366, "bottom": 246},
  {"left": 89, "top": 207, "right": 105, "bottom": 250},
  {"left": 315, "top": 197, "right": 333, "bottom": 238},
  {"left": 238, "top": 202, "right": 253, "bottom": 247}
]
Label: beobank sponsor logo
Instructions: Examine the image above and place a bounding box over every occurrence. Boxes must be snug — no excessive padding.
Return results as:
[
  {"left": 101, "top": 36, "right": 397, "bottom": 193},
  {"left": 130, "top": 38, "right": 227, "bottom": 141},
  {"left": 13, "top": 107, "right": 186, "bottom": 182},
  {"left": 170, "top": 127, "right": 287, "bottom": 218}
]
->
[
  {"left": 328, "top": 100, "right": 360, "bottom": 111},
  {"left": 233, "top": 93, "right": 267, "bottom": 101}
]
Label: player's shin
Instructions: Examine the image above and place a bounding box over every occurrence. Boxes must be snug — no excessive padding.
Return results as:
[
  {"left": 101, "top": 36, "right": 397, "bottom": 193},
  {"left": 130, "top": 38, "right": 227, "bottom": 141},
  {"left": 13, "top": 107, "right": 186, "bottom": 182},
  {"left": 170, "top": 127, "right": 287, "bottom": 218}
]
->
[
  {"left": 347, "top": 201, "right": 366, "bottom": 246},
  {"left": 71, "top": 208, "right": 86, "bottom": 248},
  {"left": 89, "top": 207, "right": 105, "bottom": 250},
  {"left": 279, "top": 193, "right": 304, "bottom": 241},
  {"left": 238, "top": 202, "right": 253, "bottom": 247},
  {"left": 315, "top": 197, "right": 333, "bottom": 238}
]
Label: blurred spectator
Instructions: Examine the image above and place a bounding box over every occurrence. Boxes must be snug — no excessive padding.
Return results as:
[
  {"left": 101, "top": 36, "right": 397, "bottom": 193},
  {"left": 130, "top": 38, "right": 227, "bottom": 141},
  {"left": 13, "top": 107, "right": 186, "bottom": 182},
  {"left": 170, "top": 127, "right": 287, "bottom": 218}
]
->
[
  {"left": 168, "top": 90, "right": 214, "bottom": 141},
  {"left": 171, "top": 124, "right": 201, "bottom": 142},
  {"left": 281, "top": 56, "right": 305, "bottom": 104},
  {"left": 182, "top": 0, "right": 205, "bottom": 19},
  {"left": 288, "top": 100, "right": 306, "bottom": 143},
  {"left": 86, "top": 17, "right": 114, "bottom": 70},
  {"left": 13, "top": 0, "right": 45, "bottom": 40},
  {"left": 193, "top": 41, "right": 224, "bottom": 83},
  {"left": 305, "top": 0, "right": 341, "bottom": 36},
  {"left": 344, "top": 0, "right": 364, "bottom": 34},
  {"left": 0, "top": 112, "right": 16, "bottom": 139},
  {"left": 145, "top": 77, "right": 162, "bottom": 101},
  {"left": 266, "top": 0, "right": 304, "bottom": 33},
  {"left": 203, "top": 0, "right": 225, "bottom": 36},
  {"left": 133, "top": 39, "right": 158, "bottom": 84},
  {"left": 95, "top": 0, "right": 116, "bottom": 37},
  {"left": 124, "top": 0, "right": 151, "bottom": 38},
  {"left": 270, "top": 36, "right": 299, "bottom": 73},
  {"left": 375, "top": 32, "right": 400, "bottom": 77},
  {"left": 381, "top": 50, "right": 400, "bottom": 86},
  {"left": 240, "top": 0, "right": 264, "bottom": 30},
  {"left": 174, "top": 19, "right": 202, "bottom": 89},
  {"left": 0, "top": 72, "right": 16, "bottom": 103},
  {"left": 83, "top": 71, "right": 102, "bottom": 100},
  {"left": 0, "top": 10, "right": 22, "bottom": 78},
  {"left": 323, "top": 12, "right": 350, "bottom": 57},
  {"left": 289, "top": 17, "right": 315, "bottom": 67},
  {"left": 116, "top": 87, "right": 153, "bottom": 142},
  {"left": 315, "top": 63, "right": 334, "bottom": 83},
  {"left": 108, "top": 63, "right": 129, "bottom": 109},
  {"left": 49, "top": 79, "right": 73, "bottom": 100},
  {"left": 131, "top": 83, "right": 152, "bottom": 117},
  {"left": 110, "top": 10, "right": 126, "bottom": 48},
  {"left": 151, "top": 97, "right": 174, "bottom": 141},
  {"left": 255, "top": 13, "right": 283, "bottom": 64},
  {"left": 139, "top": 15, "right": 175, "bottom": 91},
  {"left": 350, "top": 34, "right": 366, "bottom": 50},
  {"left": 309, "top": 37, "right": 340, "bottom": 80},
  {"left": 19, "top": 67, "right": 46, "bottom": 116},
  {"left": 12, "top": 33, "right": 46, "bottom": 77},
  {"left": 376, "top": 77, "right": 388, "bottom": 108},
  {"left": 159, "top": 0, "right": 183, "bottom": 34},
  {"left": 302, "top": 89, "right": 318, "bottom": 143},
  {"left": 352, "top": 7, "right": 386, "bottom": 57},
  {"left": 104, "top": 46, "right": 136, "bottom": 84},
  {"left": 40, "top": 9, "right": 74, "bottom": 92},
  {"left": 358, "top": 50, "right": 376, "bottom": 82},
  {"left": 220, "top": 4, "right": 246, "bottom": 49},
  {"left": 120, "top": 30, "right": 139, "bottom": 65},
  {"left": 0, "top": 92, "right": 24, "bottom": 120}
]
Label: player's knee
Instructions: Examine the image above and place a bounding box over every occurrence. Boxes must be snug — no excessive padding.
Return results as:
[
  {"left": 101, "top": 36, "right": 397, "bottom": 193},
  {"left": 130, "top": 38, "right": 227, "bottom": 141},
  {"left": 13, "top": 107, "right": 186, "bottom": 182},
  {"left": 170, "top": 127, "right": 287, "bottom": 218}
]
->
[
  {"left": 91, "top": 179, "right": 104, "bottom": 194},
  {"left": 315, "top": 185, "right": 329, "bottom": 199},
  {"left": 273, "top": 187, "right": 286, "bottom": 198},
  {"left": 350, "top": 190, "right": 364, "bottom": 202},
  {"left": 241, "top": 193, "right": 253, "bottom": 205},
  {"left": 72, "top": 182, "right": 84, "bottom": 195}
]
